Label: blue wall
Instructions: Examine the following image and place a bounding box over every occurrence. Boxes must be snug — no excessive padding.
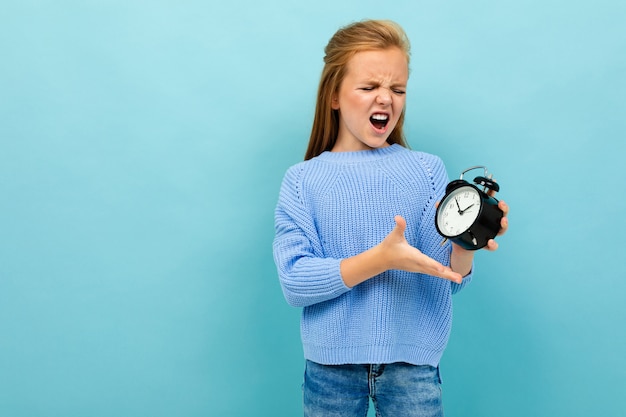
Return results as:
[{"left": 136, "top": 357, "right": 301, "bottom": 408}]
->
[{"left": 1, "top": 1, "right": 624, "bottom": 416}]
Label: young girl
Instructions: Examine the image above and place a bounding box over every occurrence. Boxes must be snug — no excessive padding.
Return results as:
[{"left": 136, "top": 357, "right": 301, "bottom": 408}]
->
[{"left": 273, "top": 19, "right": 509, "bottom": 417}]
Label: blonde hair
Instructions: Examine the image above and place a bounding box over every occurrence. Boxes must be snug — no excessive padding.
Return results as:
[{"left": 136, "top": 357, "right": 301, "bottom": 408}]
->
[{"left": 304, "top": 20, "right": 411, "bottom": 160}]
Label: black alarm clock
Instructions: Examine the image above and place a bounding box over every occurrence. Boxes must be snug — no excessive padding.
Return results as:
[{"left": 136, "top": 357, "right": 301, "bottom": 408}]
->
[{"left": 435, "top": 166, "right": 503, "bottom": 250}]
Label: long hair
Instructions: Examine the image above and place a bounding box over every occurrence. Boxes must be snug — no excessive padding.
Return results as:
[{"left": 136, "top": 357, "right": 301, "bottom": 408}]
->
[{"left": 304, "top": 20, "right": 411, "bottom": 160}]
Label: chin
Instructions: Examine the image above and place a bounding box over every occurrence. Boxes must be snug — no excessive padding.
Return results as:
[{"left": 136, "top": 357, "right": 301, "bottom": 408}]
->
[
  {"left": 364, "top": 137, "right": 391, "bottom": 149},
  {"left": 371, "top": 142, "right": 390, "bottom": 149}
]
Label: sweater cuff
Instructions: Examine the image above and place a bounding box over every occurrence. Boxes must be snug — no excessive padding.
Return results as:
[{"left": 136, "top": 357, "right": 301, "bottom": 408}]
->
[
  {"left": 279, "top": 257, "right": 351, "bottom": 307},
  {"left": 451, "top": 262, "right": 473, "bottom": 294}
]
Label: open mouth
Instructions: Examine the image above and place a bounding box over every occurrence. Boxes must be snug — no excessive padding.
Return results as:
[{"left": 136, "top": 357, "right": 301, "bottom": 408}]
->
[{"left": 370, "top": 113, "right": 389, "bottom": 130}]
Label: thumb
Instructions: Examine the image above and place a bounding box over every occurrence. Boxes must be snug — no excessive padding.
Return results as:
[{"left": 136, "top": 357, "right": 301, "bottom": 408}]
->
[{"left": 392, "top": 215, "right": 407, "bottom": 236}]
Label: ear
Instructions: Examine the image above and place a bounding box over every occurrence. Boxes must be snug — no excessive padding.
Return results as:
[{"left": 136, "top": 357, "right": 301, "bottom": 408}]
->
[{"left": 331, "top": 93, "right": 339, "bottom": 110}]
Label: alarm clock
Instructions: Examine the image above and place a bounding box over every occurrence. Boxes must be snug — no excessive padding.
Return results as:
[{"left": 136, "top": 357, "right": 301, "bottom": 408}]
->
[{"left": 435, "top": 166, "right": 503, "bottom": 250}]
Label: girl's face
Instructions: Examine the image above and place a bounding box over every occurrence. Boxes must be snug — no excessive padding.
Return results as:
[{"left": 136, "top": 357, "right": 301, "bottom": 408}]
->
[{"left": 331, "top": 47, "right": 408, "bottom": 152}]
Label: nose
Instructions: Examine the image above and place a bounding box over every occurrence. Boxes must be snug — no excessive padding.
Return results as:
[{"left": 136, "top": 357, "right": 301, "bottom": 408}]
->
[{"left": 376, "top": 88, "right": 392, "bottom": 105}]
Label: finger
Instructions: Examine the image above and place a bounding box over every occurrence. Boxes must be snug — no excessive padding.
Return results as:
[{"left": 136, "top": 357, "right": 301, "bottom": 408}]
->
[
  {"left": 448, "top": 272, "right": 463, "bottom": 284},
  {"left": 430, "top": 267, "right": 463, "bottom": 284},
  {"left": 497, "top": 216, "right": 508, "bottom": 236},
  {"left": 485, "top": 239, "right": 499, "bottom": 251},
  {"left": 439, "top": 269, "right": 463, "bottom": 284},
  {"left": 427, "top": 260, "right": 463, "bottom": 284},
  {"left": 393, "top": 215, "right": 407, "bottom": 235},
  {"left": 498, "top": 200, "right": 509, "bottom": 216}
]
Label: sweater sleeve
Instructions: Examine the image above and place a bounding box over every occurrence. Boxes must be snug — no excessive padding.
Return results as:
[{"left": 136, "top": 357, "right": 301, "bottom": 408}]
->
[
  {"left": 451, "top": 263, "right": 473, "bottom": 294},
  {"left": 273, "top": 166, "right": 351, "bottom": 307}
]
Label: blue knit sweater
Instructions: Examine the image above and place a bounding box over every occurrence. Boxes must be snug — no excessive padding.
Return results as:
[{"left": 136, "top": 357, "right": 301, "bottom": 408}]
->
[{"left": 273, "top": 144, "right": 473, "bottom": 366}]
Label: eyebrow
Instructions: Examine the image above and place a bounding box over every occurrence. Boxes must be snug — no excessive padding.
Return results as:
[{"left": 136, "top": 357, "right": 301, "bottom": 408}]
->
[{"left": 359, "top": 79, "right": 407, "bottom": 86}]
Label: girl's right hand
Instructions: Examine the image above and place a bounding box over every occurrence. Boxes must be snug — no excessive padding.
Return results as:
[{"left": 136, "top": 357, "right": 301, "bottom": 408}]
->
[
  {"left": 379, "top": 215, "right": 463, "bottom": 284},
  {"left": 339, "top": 215, "right": 462, "bottom": 287}
]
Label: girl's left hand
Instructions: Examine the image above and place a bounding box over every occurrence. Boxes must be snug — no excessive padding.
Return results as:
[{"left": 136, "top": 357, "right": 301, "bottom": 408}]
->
[{"left": 484, "top": 200, "right": 509, "bottom": 251}]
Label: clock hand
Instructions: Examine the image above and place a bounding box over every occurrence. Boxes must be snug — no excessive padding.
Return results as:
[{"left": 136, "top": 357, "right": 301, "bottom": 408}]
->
[
  {"left": 460, "top": 203, "right": 475, "bottom": 214},
  {"left": 455, "top": 198, "right": 462, "bottom": 214}
]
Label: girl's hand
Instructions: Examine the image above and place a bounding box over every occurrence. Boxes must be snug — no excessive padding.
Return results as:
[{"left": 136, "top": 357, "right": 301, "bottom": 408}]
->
[
  {"left": 339, "top": 215, "right": 465, "bottom": 287},
  {"left": 484, "top": 200, "right": 509, "bottom": 251},
  {"left": 379, "top": 215, "right": 463, "bottom": 283}
]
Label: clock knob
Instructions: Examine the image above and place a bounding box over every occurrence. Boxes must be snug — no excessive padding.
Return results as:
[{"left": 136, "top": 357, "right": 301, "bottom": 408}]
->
[{"left": 473, "top": 176, "right": 500, "bottom": 192}]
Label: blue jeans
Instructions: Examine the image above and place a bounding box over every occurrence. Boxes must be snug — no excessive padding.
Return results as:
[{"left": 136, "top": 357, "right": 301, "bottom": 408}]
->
[{"left": 303, "top": 360, "right": 444, "bottom": 417}]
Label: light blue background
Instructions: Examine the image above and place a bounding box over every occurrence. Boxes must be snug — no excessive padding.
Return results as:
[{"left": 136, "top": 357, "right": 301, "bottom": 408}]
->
[{"left": 1, "top": 1, "right": 625, "bottom": 416}]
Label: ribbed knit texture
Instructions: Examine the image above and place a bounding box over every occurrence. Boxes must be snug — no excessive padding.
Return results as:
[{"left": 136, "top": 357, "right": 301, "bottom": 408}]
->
[{"left": 273, "top": 144, "right": 473, "bottom": 367}]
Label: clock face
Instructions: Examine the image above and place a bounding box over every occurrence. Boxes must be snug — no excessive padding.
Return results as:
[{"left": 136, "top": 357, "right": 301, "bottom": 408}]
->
[{"left": 437, "top": 186, "right": 482, "bottom": 237}]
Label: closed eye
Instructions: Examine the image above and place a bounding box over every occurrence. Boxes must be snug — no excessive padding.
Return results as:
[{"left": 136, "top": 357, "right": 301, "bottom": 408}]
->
[{"left": 359, "top": 86, "right": 406, "bottom": 95}]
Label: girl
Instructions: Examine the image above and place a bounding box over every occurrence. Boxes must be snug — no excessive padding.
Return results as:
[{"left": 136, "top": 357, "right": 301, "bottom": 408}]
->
[{"left": 273, "top": 19, "right": 509, "bottom": 417}]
